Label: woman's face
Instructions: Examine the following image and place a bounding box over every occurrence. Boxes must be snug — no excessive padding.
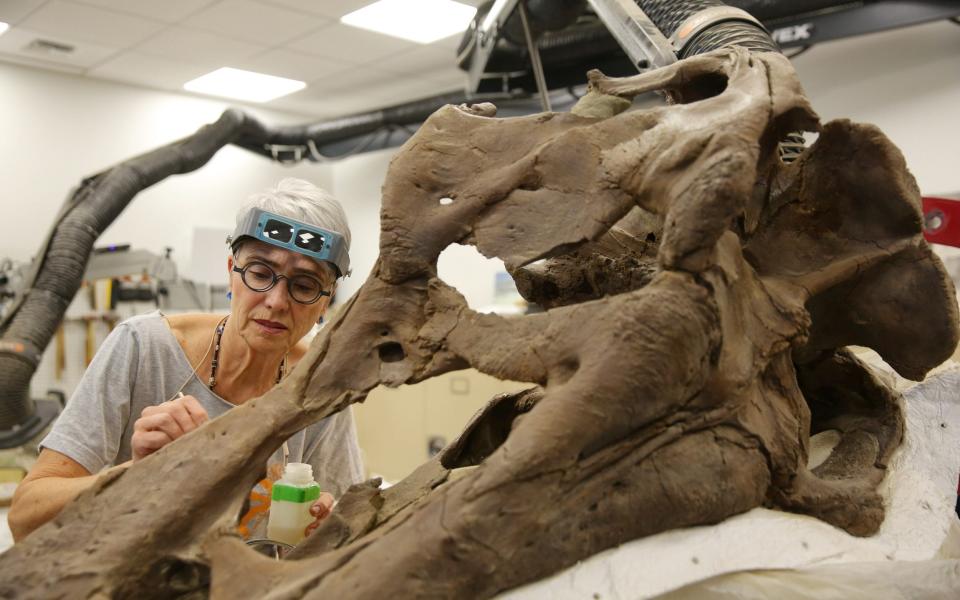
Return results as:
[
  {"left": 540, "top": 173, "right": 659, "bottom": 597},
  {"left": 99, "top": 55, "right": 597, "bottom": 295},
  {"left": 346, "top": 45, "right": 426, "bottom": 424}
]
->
[{"left": 227, "top": 239, "right": 336, "bottom": 354}]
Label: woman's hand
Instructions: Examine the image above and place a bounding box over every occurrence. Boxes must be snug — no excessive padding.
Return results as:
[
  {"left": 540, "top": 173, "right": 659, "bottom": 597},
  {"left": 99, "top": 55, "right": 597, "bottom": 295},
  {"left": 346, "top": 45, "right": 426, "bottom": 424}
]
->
[
  {"left": 131, "top": 396, "right": 209, "bottom": 461},
  {"left": 304, "top": 492, "right": 335, "bottom": 537}
]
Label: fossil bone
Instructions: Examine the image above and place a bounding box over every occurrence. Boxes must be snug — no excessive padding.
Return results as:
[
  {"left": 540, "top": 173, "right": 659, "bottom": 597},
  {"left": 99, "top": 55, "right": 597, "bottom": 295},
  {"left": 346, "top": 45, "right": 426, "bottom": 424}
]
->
[{"left": 1, "top": 48, "right": 957, "bottom": 599}]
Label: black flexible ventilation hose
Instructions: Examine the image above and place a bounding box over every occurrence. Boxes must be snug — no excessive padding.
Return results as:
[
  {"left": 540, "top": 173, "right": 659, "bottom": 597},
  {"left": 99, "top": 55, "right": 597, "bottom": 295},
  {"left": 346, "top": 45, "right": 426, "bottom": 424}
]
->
[
  {"left": 500, "top": 0, "right": 588, "bottom": 45},
  {"left": 233, "top": 91, "right": 474, "bottom": 159},
  {"left": 634, "top": 1, "right": 807, "bottom": 160},
  {"left": 462, "top": 0, "right": 853, "bottom": 75},
  {"left": 0, "top": 110, "right": 256, "bottom": 442},
  {"left": 636, "top": 0, "right": 778, "bottom": 56}
]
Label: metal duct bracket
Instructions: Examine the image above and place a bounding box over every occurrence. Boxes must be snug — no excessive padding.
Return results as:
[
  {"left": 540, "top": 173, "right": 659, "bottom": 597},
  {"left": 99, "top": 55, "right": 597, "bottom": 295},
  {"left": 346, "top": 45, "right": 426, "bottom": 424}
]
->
[
  {"left": 517, "top": 1, "right": 552, "bottom": 111},
  {"left": 467, "top": 0, "right": 523, "bottom": 91},
  {"left": 669, "top": 6, "right": 767, "bottom": 56},
  {"left": 267, "top": 144, "right": 306, "bottom": 164},
  {"left": 586, "top": 0, "right": 677, "bottom": 71}
]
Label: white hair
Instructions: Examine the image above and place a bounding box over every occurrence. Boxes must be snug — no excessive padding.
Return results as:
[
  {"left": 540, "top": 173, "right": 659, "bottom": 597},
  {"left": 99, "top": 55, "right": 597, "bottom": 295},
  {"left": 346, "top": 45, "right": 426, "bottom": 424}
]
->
[{"left": 235, "top": 177, "right": 351, "bottom": 250}]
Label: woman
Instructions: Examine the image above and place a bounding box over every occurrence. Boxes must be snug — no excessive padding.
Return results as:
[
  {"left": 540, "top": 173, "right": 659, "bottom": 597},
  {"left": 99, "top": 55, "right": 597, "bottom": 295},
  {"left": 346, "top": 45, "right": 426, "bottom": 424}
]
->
[{"left": 9, "top": 178, "right": 364, "bottom": 542}]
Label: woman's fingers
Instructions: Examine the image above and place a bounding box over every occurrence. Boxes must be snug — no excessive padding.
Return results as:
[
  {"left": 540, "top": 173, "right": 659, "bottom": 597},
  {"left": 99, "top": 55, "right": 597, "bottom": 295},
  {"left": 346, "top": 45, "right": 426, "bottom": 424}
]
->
[
  {"left": 135, "top": 412, "right": 183, "bottom": 440},
  {"left": 179, "top": 395, "right": 209, "bottom": 428},
  {"left": 131, "top": 397, "right": 211, "bottom": 461},
  {"left": 309, "top": 493, "right": 335, "bottom": 518},
  {"left": 131, "top": 430, "right": 174, "bottom": 461}
]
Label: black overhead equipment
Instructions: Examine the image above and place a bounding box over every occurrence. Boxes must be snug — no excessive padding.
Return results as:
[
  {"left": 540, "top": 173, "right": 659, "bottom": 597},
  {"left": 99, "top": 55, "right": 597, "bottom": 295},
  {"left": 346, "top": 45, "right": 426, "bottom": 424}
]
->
[{"left": 459, "top": 1, "right": 960, "bottom": 95}]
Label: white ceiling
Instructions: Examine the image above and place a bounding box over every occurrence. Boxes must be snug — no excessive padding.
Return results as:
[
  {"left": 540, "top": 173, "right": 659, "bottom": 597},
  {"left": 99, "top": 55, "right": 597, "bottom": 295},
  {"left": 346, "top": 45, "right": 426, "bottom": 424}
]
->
[{"left": 0, "top": 0, "right": 486, "bottom": 118}]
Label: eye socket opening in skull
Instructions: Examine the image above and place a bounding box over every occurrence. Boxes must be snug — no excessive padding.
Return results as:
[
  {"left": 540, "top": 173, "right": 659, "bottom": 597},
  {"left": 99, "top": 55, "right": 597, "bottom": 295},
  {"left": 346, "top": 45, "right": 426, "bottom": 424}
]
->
[
  {"left": 670, "top": 72, "right": 728, "bottom": 104},
  {"left": 440, "top": 388, "right": 542, "bottom": 470},
  {"left": 378, "top": 342, "right": 405, "bottom": 363},
  {"left": 794, "top": 350, "right": 903, "bottom": 483},
  {"left": 438, "top": 244, "right": 526, "bottom": 314},
  {"left": 509, "top": 206, "right": 662, "bottom": 311}
]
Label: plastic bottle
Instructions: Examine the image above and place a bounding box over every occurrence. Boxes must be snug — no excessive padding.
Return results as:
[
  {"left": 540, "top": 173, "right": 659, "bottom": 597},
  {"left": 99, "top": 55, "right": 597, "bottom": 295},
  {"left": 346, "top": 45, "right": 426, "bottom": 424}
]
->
[{"left": 267, "top": 462, "right": 321, "bottom": 546}]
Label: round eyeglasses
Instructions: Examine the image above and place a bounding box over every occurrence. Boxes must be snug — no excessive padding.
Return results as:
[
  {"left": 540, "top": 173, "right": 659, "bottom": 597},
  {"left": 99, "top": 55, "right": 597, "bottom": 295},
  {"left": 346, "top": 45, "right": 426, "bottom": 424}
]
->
[{"left": 233, "top": 261, "right": 331, "bottom": 305}]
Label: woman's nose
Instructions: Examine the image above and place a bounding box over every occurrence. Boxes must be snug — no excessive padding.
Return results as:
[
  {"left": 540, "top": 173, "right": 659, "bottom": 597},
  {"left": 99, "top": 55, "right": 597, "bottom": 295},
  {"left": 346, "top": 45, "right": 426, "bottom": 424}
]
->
[{"left": 264, "top": 277, "right": 291, "bottom": 309}]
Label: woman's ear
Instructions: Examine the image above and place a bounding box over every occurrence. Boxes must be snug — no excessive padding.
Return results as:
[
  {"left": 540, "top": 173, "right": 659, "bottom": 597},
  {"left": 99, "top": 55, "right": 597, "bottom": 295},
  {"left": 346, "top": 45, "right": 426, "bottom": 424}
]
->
[
  {"left": 226, "top": 255, "right": 235, "bottom": 301},
  {"left": 318, "top": 285, "right": 335, "bottom": 325}
]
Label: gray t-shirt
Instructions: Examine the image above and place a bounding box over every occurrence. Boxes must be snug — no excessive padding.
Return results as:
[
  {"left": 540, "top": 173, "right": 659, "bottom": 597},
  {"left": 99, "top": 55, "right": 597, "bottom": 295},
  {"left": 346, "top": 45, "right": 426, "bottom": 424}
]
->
[{"left": 41, "top": 310, "right": 364, "bottom": 538}]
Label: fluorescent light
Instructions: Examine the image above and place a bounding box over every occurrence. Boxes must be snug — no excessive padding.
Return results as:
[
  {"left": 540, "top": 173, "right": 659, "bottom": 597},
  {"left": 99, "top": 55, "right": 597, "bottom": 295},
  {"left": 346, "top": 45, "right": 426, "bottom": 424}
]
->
[
  {"left": 342, "top": 0, "right": 477, "bottom": 44},
  {"left": 183, "top": 68, "right": 305, "bottom": 103},
  {"left": 0, "top": 22, "right": 9, "bottom": 37}
]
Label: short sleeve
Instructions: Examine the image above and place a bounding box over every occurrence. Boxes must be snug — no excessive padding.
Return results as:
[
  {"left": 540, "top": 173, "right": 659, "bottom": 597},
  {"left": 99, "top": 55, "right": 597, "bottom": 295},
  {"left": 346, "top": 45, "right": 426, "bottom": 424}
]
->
[
  {"left": 39, "top": 323, "right": 139, "bottom": 473},
  {"left": 303, "top": 406, "right": 365, "bottom": 498}
]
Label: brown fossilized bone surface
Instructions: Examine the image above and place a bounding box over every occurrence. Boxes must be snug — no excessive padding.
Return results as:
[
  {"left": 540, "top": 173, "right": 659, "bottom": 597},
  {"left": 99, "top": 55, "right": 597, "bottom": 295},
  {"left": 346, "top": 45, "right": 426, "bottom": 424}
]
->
[{"left": 1, "top": 48, "right": 957, "bottom": 599}]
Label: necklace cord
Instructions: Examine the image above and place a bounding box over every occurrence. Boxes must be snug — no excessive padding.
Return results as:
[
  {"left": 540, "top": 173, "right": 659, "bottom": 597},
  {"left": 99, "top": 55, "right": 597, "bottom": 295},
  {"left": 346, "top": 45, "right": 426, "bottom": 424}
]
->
[
  {"left": 168, "top": 314, "right": 289, "bottom": 465},
  {"left": 167, "top": 315, "right": 228, "bottom": 402},
  {"left": 208, "top": 315, "right": 287, "bottom": 390}
]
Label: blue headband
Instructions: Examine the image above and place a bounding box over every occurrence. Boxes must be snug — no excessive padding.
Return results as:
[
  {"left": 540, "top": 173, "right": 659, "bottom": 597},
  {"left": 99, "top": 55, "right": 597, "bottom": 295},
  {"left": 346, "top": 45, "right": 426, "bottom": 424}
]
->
[{"left": 229, "top": 208, "right": 350, "bottom": 277}]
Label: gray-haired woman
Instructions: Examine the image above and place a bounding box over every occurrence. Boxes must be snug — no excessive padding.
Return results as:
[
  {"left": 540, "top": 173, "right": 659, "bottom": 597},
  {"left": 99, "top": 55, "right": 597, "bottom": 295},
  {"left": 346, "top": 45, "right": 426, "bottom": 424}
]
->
[{"left": 10, "top": 178, "right": 364, "bottom": 542}]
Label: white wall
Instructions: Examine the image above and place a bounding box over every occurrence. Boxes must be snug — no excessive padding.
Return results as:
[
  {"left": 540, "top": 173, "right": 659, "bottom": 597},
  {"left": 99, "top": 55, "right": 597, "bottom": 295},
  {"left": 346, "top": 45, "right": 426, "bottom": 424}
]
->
[
  {"left": 330, "top": 147, "right": 510, "bottom": 308},
  {"left": 327, "top": 148, "right": 392, "bottom": 302},
  {"left": 0, "top": 61, "right": 334, "bottom": 283},
  {"left": 0, "top": 62, "right": 335, "bottom": 397},
  {"left": 787, "top": 19, "right": 960, "bottom": 273},
  {"left": 788, "top": 20, "right": 960, "bottom": 196}
]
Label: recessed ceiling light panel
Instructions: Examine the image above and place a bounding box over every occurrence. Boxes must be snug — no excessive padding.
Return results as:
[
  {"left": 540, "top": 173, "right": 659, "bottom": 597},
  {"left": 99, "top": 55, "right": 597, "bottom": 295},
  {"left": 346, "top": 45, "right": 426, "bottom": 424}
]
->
[
  {"left": 341, "top": 0, "right": 477, "bottom": 44},
  {"left": 183, "top": 67, "right": 305, "bottom": 103},
  {"left": 0, "top": 22, "right": 10, "bottom": 37}
]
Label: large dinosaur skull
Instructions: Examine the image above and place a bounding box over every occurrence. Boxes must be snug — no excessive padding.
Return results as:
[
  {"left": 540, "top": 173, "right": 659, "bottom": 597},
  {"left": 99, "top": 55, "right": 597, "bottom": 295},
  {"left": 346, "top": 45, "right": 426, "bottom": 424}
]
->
[{"left": 2, "top": 48, "right": 956, "bottom": 600}]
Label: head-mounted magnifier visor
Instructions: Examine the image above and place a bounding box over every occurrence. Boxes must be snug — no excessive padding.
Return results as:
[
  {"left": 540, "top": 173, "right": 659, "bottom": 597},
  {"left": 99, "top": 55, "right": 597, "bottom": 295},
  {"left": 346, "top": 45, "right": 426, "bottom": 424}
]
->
[{"left": 229, "top": 208, "right": 350, "bottom": 277}]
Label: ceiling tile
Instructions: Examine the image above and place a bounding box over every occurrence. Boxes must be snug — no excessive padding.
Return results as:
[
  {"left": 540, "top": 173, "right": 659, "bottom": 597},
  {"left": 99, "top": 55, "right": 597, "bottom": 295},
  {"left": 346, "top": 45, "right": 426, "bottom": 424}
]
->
[
  {"left": 292, "top": 65, "right": 404, "bottom": 98},
  {"left": 288, "top": 21, "right": 416, "bottom": 63},
  {"left": 434, "top": 31, "right": 471, "bottom": 51},
  {"left": 262, "top": 0, "right": 484, "bottom": 22},
  {"left": 19, "top": 1, "right": 167, "bottom": 47},
  {"left": 248, "top": 82, "right": 372, "bottom": 120},
  {"left": 431, "top": 0, "right": 481, "bottom": 50},
  {"left": 285, "top": 92, "right": 384, "bottom": 117},
  {"left": 326, "top": 92, "right": 395, "bottom": 114},
  {"left": 258, "top": 0, "right": 372, "bottom": 19},
  {"left": 75, "top": 0, "right": 218, "bottom": 23},
  {"left": 376, "top": 44, "right": 459, "bottom": 76},
  {"left": 316, "top": 72, "right": 460, "bottom": 112},
  {"left": 367, "top": 75, "right": 462, "bottom": 104},
  {"left": 88, "top": 51, "right": 212, "bottom": 89},
  {"left": 1, "top": 0, "right": 477, "bottom": 121},
  {"left": 0, "top": 25, "right": 120, "bottom": 69},
  {"left": 418, "top": 65, "right": 468, "bottom": 89},
  {"left": 183, "top": 0, "right": 329, "bottom": 45},
  {"left": 136, "top": 27, "right": 267, "bottom": 67},
  {"left": 320, "top": 86, "right": 437, "bottom": 115},
  {"left": 236, "top": 48, "right": 343, "bottom": 83},
  {"left": 0, "top": 0, "right": 46, "bottom": 25},
  {"left": 268, "top": 95, "right": 338, "bottom": 119}
]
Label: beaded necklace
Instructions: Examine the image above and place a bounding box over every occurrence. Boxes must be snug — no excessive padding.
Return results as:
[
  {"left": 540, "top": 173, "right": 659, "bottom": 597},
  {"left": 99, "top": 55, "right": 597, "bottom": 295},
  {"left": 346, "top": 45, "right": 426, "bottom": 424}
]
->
[{"left": 208, "top": 316, "right": 286, "bottom": 390}]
